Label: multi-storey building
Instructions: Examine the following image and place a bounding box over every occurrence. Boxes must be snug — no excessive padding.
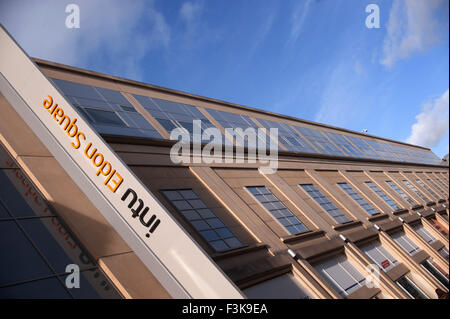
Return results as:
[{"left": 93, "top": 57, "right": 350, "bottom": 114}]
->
[{"left": 0, "top": 25, "right": 448, "bottom": 299}]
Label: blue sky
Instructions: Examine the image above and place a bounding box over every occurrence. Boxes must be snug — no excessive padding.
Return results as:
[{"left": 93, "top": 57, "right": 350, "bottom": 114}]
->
[{"left": 1, "top": 0, "right": 449, "bottom": 157}]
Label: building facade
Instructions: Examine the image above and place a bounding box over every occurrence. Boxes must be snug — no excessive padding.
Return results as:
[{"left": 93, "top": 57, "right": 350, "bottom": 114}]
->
[{"left": 0, "top": 25, "right": 448, "bottom": 299}]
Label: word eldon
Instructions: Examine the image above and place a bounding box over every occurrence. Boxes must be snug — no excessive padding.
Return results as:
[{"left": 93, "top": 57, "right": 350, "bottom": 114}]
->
[{"left": 42, "top": 95, "right": 123, "bottom": 193}]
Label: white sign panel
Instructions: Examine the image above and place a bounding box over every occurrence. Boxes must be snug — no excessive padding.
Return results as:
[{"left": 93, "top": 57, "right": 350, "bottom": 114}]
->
[{"left": 0, "top": 24, "right": 244, "bottom": 299}]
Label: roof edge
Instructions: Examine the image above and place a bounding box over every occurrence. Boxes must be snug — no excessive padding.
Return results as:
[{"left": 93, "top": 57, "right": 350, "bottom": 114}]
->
[{"left": 33, "top": 57, "right": 432, "bottom": 152}]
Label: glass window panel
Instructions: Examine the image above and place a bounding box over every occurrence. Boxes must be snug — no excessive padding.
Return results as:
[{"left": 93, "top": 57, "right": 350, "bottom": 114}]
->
[
  {"left": 365, "top": 140, "right": 396, "bottom": 161},
  {"left": 397, "top": 275, "right": 429, "bottom": 299},
  {"left": 133, "top": 95, "right": 218, "bottom": 143},
  {"left": 171, "top": 200, "right": 192, "bottom": 211},
  {"left": 205, "top": 109, "right": 269, "bottom": 149},
  {"left": 0, "top": 202, "right": 10, "bottom": 219},
  {"left": 415, "top": 179, "right": 439, "bottom": 199},
  {"left": 119, "top": 105, "right": 137, "bottom": 112},
  {"left": 199, "top": 230, "right": 219, "bottom": 241},
  {"left": 162, "top": 190, "right": 183, "bottom": 201},
  {"left": 300, "top": 184, "right": 351, "bottom": 224},
  {"left": 323, "top": 132, "right": 366, "bottom": 158},
  {"left": 191, "top": 220, "right": 211, "bottom": 231},
  {"left": 17, "top": 217, "right": 95, "bottom": 274},
  {"left": 413, "top": 225, "right": 436, "bottom": 244},
  {"left": 215, "top": 228, "right": 233, "bottom": 239},
  {"left": 0, "top": 221, "right": 53, "bottom": 286},
  {"left": 438, "top": 247, "right": 449, "bottom": 260},
  {"left": 246, "top": 186, "right": 309, "bottom": 235},
  {"left": 0, "top": 169, "right": 53, "bottom": 218},
  {"left": 345, "top": 136, "right": 384, "bottom": 160},
  {"left": 206, "top": 218, "right": 225, "bottom": 228},
  {"left": 386, "top": 181, "right": 416, "bottom": 205},
  {"left": 52, "top": 78, "right": 102, "bottom": 101},
  {"left": 338, "top": 183, "right": 380, "bottom": 216},
  {"left": 51, "top": 79, "right": 162, "bottom": 140},
  {"left": 435, "top": 178, "right": 447, "bottom": 189},
  {"left": 161, "top": 189, "right": 243, "bottom": 252},
  {"left": 181, "top": 210, "right": 201, "bottom": 221},
  {"left": 391, "top": 231, "right": 421, "bottom": 256},
  {"left": 295, "top": 126, "right": 344, "bottom": 156},
  {"left": 364, "top": 181, "right": 401, "bottom": 211},
  {"left": 0, "top": 277, "right": 71, "bottom": 299},
  {"left": 244, "top": 273, "right": 313, "bottom": 299},
  {"left": 95, "top": 87, "right": 132, "bottom": 106},
  {"left": 256, "top": 118, "right": 317, "bottom": 154},
  {"left": 83, "top": 108, "right": 127, "bottom": 127},
  {"left": 401, "top": 180, "right": 429, "bottom": 202},
  {"left": 421, "top": 259, "right": 449, "bottom": 288},
  {"left": 426, "top": 179, "right": 445, "bottom": 195},
  {"left": 196, "top": 208, "right": 215, "bottom": 219},
  {"left": 188, "top": 199, "right": 207, "bottom": 209},
  {"left": 315, "top": 254, "right": 365, "bottom": 297},
  {"left": 209, "top": 240, "right": 229, "bottom": 252},
  {"left": 361, "top": 241, "right": 398, "bottom": 272},
  {"left": 0, "top": 145, "right": 18, "bottom": 169}
]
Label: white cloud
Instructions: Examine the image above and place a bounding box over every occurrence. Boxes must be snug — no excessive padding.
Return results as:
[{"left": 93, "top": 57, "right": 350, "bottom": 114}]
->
[
  {"left": 286, "top": 0, "right": 313, "bottom": 46},
  {"left": 381, "top": 0, "right": 447, "bottom": 68},
  {"left": 354, "top": 61, "right": 364, "bottom": 76},
  {"left": 0, "top": 0, "right": 170, "bottom": 80},
  {"left": 178, "top": 1, "right": 204, "bottom": 47},
  {"left": 406, "top": 89, "right": 449, "bottom": 148},
  {"left": 180, "top": 1, "right": 203, "bottom": 25}
]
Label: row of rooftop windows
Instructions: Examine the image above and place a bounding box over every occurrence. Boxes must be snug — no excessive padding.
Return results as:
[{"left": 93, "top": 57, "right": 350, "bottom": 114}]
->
[
  {"left": 160, "top": 176, "right": 448, "bottom": 254},
  {"left": 50, "top": 78, "right": 443, "bottom": 166}
]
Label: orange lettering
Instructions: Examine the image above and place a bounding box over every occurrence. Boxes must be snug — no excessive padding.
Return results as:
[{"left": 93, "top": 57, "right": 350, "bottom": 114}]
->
[{"left": 107, "top": 171, "right": 123, "bottom": 193}]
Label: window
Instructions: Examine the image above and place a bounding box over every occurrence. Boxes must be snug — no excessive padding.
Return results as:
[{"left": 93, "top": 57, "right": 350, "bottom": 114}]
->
[
  {"left": 413, "top": 225, "right": 436, "bottom": 244},
  {"left": 322, "top": 132, "right": 367, "bottom": 158},
  {"left": 361, "top": 241, "right": 398, "bottom": 272},
  {"left": 315, "top": 254, "right": 366, "bottom": 297},
  {"left": 0, "top": 144, "right": 120, "bottom": 299},
  {"left": 426, "top": 179, "right": 445, "bottom": 195},
  {"left": 421, "top": 259, "right": 449, "bottom": 288},
  {"left": 438, "top": 247, "right": 449, "bottom": 260},
  {"left": 435, "top": 178, "right": 447, "bottom": 189},
  {"left": 51, "top": 78, "right": 162, "bottom": 139},
  {"left": 294, "top": 126, "right": 344, "bottom": 156},
  {"left": 256, "top": 119, "right": 317, "bottom": 154},
  {"left": 133, "top": 95, "right": 218, "bottom": 143},
  {"left": 83, "top": 108, "right": 127, "bottom": 127},
  {"left": 429, "top": 218, "right": 449, "bottom": 237},
  {"left": 396, "top": 275, "right": 429, "bottom": 299},
  {"left": 415, "top": 179, "right": 439, "bottom": 199},
  {"left": 386, "top": 181, "right": 416, "bottom": 205},
  {"left": 119, "top": 105, "right": 137, "bottom": 112},
  {"left": 300, "top": 184, "right": 351, "bottom": 224},
  {"left": 364, "top": 140, "right": 397, "bottom": 161},
  {"left": 161, "top": 189, "right": 244, "bottom": 252},
  {"left": 391, "top": 232, "right": 421, "bottom": 256},
  {"left": 246, "top": 186, "right": 308, "bottom": 235},
  {"left": 244, "top": 273, "right": 313, "bottom": 299},
  {"left": 365, "top": 181, "right": 401, "bottom": 211},
  {"left": 202, "top": 108, "right": 267, "bottom": 148},
  {"left": 345, "top": 136, "right": 384, "bottom": 160},
  {"left": 337, "top": 183, "right": 380, "bottom": 216},
  {"left": 401, "top": 180, "right": 429, "bottom": 202}
]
